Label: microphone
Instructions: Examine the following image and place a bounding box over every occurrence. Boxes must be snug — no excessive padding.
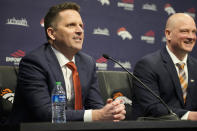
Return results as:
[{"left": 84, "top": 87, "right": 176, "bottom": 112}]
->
[{"left": 102, "top": 54, "right": 180, "bottom": 121}]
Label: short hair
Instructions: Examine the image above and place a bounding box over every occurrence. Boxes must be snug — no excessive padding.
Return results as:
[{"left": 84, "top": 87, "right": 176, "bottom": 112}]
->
[{"left": 44, "top": 2, "right": 80, "bottom": 40}]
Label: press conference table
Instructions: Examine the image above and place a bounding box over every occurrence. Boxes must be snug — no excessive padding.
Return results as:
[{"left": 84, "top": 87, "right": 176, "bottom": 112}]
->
[{"left": 5, "top": 120, "right": 196, "bottom": 131}]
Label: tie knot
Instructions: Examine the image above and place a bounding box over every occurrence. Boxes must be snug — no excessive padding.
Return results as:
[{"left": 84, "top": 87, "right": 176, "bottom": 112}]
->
[
  {"left": 66, "top": 62, "right": 77, "bottom": 71},
  {"left": 176, "top": 62, "right": 185, "bottom": 70}
]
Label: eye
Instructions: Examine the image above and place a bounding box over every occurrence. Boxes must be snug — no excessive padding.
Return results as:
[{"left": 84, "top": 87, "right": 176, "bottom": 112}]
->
[
  {"left": 192, "top": 30, "right": 197, "bottom": 35},
  {"left": 80, "top": 24, "right": 84, "bottom": 29},
  {"left": 180, "top": 29, "right": 188, "bottom": 33},
  {"left": 66, "top": 23, "right": 76, "bottom": 27}
]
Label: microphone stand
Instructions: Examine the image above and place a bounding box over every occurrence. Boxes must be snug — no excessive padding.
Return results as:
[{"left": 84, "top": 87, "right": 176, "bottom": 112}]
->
[{"left": 103, "top": 54, "right": 180, "bottom": 121}]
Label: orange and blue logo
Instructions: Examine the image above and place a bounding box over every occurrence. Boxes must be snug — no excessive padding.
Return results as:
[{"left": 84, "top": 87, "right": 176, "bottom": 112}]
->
[{"left": 0, "top": 88, "right": 14, "bottom": 103}]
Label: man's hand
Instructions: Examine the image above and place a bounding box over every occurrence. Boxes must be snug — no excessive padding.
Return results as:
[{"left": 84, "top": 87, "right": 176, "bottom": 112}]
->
[
  {"left": 188, "top": 112, "right": 197, "bottom": 120},
  {"left": 92, "top": 98, "right": 126, "bottom": 122}
]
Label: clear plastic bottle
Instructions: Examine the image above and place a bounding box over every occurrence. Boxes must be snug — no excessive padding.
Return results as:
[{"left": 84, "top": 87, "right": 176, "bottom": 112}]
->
[{"left": 51, "top": 81, "right": 66, "bottom": 123}]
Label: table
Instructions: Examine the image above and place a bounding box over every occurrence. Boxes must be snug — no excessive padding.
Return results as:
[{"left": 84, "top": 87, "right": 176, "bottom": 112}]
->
[{"left": 18, "top": 120, "right": 197, "bottom": 131}]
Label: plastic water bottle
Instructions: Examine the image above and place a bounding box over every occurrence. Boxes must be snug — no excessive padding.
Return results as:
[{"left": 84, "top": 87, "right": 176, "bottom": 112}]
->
[{"left": 51, "top": 81, "right": 66, "bottom": 123}]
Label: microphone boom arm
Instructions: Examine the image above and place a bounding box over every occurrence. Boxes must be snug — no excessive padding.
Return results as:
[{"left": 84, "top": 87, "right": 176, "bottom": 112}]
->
[{"left": 103, "top": 54, "right": 179, "bottom": 120}]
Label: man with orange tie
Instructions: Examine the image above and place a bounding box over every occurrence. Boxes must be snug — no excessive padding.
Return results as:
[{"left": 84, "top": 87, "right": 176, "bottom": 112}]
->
[
  {"left": 132, "top": 13, "right": 197, "bottom": 120},
  {"left": 9, "top": 2, "right": 125, "bottom": 124}
]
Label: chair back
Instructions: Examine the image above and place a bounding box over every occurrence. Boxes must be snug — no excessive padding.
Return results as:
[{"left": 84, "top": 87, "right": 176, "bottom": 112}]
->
[
  {"left": 0, "top": 66, "right": 18, "bottom": 124},
  {"left": 97, "top": 70, "right": 133, "bottom": 120}
]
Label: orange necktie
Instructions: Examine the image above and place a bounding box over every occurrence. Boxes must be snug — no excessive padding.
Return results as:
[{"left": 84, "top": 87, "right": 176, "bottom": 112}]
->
[
  {"left": 66, "top": 62, "right": 83, "bottom": 110},
  {"left": 176, "top": 62, "right": 187, "bottom": 104}
]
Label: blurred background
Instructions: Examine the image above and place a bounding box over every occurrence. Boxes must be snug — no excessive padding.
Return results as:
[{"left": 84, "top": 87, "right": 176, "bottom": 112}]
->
[{"left": 1, "top": 0, "right": 197, "bottom": 71}]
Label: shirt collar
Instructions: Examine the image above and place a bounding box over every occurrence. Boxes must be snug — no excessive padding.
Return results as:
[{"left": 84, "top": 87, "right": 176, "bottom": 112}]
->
[
  {"left": 166, "top": 45, "right": 187, "bottom": 65},
  {"left": 51, "top": 46, "right": 75, "bottom": 68}
]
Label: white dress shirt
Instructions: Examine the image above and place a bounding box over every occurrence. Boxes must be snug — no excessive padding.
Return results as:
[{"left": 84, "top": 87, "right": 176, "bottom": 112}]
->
[
  {"left": 51, "top": 46, "right": 92, "bottom": 122},
  {"left": 166, "top": 45, "right": 189, "bottom": 120}
]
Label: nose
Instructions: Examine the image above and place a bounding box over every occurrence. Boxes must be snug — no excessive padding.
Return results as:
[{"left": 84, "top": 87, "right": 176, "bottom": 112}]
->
[
  {"left": 76, "top": 25, "right": 84, "bottom": 35},
  {"left": 188, "top": 31, "right": 196, "bottom": 39}
]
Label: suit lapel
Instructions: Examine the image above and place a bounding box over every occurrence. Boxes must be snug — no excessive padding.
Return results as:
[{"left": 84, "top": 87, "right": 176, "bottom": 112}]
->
[
  {"left": 75, "top": 52, "right": 86, "bottom": 102},
  {"left": 44, "top": 43, "right": 66, "bottom": 91},
  {"left": 161, "top": 48, "right": 184, "bottom": 106},
  {"left": 186, "top": 56, "right": 196, "bottom": 104}
]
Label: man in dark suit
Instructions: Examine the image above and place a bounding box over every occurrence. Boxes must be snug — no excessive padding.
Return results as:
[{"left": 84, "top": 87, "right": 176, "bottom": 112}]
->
[
  {"left": 132, "top": 13, "right": 197, "bottom": 120},
  {"left": 9, "top": 2, "right": 125, "bottom": 124}
]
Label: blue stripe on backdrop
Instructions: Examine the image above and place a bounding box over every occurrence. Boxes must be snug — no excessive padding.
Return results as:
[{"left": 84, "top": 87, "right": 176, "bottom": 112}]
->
[{"left": 0, "top": 0, "right": 197, "bottom": 71}]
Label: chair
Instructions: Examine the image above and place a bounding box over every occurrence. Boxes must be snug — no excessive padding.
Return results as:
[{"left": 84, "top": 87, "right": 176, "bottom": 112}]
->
[
  {"left": 0, "top": 66, "right": 18, "bottom": 124},
  {"left": 96, "top": 70, "right": 133, "bottom": 120},
  {"left": 0, "top": 66, "right": 133, "bottom": 123}
]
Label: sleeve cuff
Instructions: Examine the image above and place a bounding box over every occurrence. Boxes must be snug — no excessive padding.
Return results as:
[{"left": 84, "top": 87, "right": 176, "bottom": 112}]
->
[
  {"left": 181, "top": 111, "right": 190, "bottom": 120},
  {"left": 84, "top": 110, "right": 92, "bottom": 122}
]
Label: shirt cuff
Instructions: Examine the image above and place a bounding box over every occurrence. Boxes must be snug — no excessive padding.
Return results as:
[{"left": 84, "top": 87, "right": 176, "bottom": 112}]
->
[
  {"left": 84, "top": 110, "right": 92, "bottom": 122},
  {"left": 181, "top": 111, "right": 190, "bottom": 120}
]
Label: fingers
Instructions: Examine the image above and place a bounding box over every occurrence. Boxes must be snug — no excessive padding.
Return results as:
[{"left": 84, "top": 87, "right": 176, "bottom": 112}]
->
[
  {"left": 98, "top": 98, "right": 126, "bottom": 121},
  {"left": 111, "top": 101, "right": 126, "bottom": 121},
  {"left": 114, "top": 104, "right": 125, "bottom": 114},
  {"left": 106, "top": 98, "right": 113, "bottom": 104},
  {"left": 113, "top": 119, "right": 120, "bottom": 122},
  {"left": 113, "top": 112, "right": 126, "bottom": 121}
]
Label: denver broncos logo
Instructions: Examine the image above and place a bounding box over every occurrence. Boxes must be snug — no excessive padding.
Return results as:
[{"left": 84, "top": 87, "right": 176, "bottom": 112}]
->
[
  {"left": 117, "top": 27, "right": 132, "bottom": 40},
  {"left": 113, "top": 92, "right": 123, "bottom": 100},
  {"left": 98, "top": 0, "right": 110, "bottom": 6},
  {"left": 164, "top": 4, "right": 175, "bottom": 15},
  {"left": 0, "top": 88, "right": 14, "bottom": 103},
  {"left": 96, "top": 57, "right": 107, "bottom": 63},
  {"left": 113, "top": 92, "right": 132, "bottom": 105}
]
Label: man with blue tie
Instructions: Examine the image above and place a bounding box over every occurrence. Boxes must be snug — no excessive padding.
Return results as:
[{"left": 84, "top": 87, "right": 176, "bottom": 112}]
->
[
  {"left": 132, "top": 13, "right": 197, "bottom": 120},
  {"left": 10, "top": 2, "right": 126, "bottom": 124}
]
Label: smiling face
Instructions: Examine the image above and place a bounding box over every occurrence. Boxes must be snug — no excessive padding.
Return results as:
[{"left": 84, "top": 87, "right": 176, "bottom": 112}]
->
[
  {"left": 165, "top": 13, "right": 197, "bottom": 60},
  {"left": 47, "top": 9, "right": 84, "bottom": 59}
]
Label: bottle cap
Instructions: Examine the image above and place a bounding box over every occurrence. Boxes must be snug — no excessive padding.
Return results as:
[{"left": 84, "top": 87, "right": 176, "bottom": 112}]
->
[{"left": 56, "top": 81, "right": 61, "bottom": 85}]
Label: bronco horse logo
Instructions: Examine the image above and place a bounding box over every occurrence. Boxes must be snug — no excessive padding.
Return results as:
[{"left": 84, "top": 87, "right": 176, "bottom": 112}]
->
[{"left": 0, "top": 88, "right": 14, "bottom": 103}]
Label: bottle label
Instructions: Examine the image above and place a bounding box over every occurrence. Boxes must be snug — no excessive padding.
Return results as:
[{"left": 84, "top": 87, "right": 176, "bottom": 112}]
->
[{"left": 52, "top": 95, "right": 66, "bottom": 102}]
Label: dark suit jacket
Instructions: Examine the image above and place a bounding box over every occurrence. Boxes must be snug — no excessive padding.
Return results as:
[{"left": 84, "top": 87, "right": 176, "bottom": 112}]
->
[
  {"left": 9, "top": 43, "right": 104, "bottom": 124},
  {"left": 131, "top": 47, "right": 197, "bottom": 120}
]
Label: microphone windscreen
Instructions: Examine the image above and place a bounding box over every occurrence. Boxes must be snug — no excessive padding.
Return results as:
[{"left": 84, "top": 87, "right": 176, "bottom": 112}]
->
[{"left": 102, "top": 54, "right": 109, "bottom": 59}]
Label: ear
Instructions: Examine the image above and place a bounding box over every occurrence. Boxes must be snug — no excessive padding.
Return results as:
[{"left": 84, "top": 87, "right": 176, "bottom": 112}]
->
[
  {"left": 165, "top": 29, "right": 171, "bottom": 41},
  {"left": 47, "top": 27, "right": 56, "bottom": 40}
]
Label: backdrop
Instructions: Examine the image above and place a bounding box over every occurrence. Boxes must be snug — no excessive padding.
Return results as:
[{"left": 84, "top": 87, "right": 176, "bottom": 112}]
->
[{"left": 1, "top": 0, "right": 197, "bottom": 71}]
